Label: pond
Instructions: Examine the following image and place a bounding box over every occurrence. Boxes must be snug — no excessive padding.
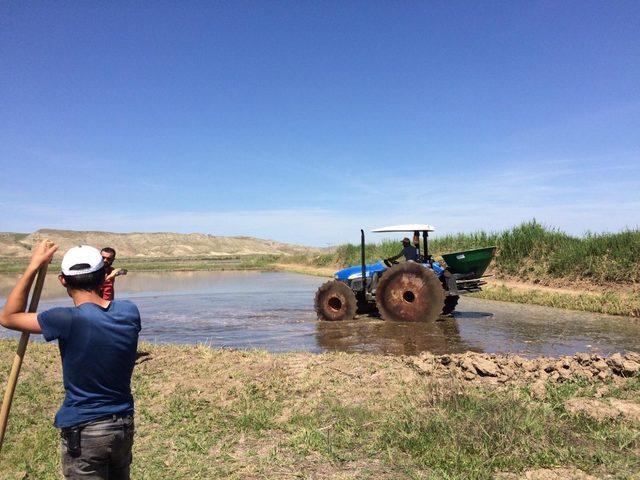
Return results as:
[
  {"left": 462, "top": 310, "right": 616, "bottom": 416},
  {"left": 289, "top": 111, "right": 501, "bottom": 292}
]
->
[{"left": 1, "top": 271, "right": 638, "bottom": 357}]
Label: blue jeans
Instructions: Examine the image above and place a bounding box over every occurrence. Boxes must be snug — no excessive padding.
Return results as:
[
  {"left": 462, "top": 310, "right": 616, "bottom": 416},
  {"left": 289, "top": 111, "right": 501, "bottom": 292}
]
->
[{"left": 60, "top": 414, "right": 134, "bottom": 479}]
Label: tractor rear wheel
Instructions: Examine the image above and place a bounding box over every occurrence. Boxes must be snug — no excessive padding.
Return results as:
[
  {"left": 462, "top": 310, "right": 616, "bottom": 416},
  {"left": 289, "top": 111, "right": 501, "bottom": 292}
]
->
[
  {"left": 375, "top": 262, "right": 445, "bottom": 322},
  {"left": 314, "top": 280, "right": 357, "bottom": 321}
]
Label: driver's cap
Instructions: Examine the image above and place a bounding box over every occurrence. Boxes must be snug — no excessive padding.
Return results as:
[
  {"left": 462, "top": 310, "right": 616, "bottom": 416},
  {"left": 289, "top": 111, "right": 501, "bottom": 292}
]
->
[{"left": 61, "top": 245, "right": 105, "bottom": 276}]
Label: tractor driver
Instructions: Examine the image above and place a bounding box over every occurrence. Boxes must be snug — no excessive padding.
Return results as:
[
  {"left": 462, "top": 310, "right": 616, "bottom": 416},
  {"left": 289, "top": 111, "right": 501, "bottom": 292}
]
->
[{"left": 385, "top": 231, "right": 420, "bottom": 263}]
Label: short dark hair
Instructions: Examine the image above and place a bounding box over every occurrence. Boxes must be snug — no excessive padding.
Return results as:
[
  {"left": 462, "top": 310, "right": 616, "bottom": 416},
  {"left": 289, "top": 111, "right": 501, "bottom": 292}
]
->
[
  {"left": 101, "top": 247, "right": 116, "bottom": 256},
  {"left": 62, "top": 266, "right": 106, "bottom": 292}
]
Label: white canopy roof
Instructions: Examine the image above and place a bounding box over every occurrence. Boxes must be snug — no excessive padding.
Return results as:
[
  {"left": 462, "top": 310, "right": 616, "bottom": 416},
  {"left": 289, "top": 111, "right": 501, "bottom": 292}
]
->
[{"left": 372, "top": 224, "right": 435, "bottom": 233}]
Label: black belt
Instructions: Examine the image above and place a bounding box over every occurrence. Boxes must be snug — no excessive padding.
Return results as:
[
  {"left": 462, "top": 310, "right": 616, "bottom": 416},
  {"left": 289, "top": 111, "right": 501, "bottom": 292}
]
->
[{"left": 61, "top": 411, "right": 133, "bottom": 432}]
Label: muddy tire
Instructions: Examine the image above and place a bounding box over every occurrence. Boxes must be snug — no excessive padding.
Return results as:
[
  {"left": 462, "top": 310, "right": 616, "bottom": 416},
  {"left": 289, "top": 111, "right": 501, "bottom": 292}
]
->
[
  {"left": 375, "top": 262, "right": 445, "bottom": 322},
  {"left": 314, "top": 280, "right": 357, "bottom": 321},
  {"left": 442, "top": 295, "right": 459, "bottom": 315}
]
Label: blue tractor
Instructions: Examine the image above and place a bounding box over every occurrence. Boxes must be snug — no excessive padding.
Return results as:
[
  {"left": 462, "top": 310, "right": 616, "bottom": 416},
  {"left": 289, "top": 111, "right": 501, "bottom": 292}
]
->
[{"left": 314, "top": 224, "right": 496, "bottom": 322}]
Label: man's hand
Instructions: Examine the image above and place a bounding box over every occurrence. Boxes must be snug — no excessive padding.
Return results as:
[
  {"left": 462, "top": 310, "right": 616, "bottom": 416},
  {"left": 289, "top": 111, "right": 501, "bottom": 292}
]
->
[
  {"left": 0, "top": 240, "right": 55, "bottom": 333},
  {"left": 106, "top": 268, "right": 127, "bottom": 282},
  {"left": 28, "top": 240, "right": 58, "bottom": 270},
  {"left": 412, "top": 231, "right": 421, "bottom": 247}
]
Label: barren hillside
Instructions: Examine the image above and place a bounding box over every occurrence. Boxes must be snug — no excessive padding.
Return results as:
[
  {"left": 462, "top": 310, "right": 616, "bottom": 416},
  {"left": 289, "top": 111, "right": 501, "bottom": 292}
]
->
[{"left": 0, "top": 229, "right": 320, "bottom": 258}]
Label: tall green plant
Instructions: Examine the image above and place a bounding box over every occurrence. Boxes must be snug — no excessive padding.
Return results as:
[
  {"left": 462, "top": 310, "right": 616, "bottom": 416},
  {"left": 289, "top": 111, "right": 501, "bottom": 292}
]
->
[{"left": 327, "top": 220, "right": 640, "bottom": 284}]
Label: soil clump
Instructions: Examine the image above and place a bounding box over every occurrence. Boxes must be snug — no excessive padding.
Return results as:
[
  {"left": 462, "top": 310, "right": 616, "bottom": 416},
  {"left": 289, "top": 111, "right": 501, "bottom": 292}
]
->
[
  {"left": 495, "top": 467, "right": 597, "bottom": 480},
  {"left": 405, "top": 350, "right": 640, "bottom": 388}
]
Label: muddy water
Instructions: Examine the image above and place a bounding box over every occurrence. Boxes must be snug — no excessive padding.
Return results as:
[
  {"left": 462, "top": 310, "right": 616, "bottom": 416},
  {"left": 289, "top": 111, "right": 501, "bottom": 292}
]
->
[{"left": 0, "top": 271, "right": 638, "bottom": 357}]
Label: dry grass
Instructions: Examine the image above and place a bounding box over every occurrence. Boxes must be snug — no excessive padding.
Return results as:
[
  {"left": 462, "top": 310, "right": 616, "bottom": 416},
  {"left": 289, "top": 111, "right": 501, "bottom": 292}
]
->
[{"left": 0, "top": 341, "right": 639, "bottom": 479}]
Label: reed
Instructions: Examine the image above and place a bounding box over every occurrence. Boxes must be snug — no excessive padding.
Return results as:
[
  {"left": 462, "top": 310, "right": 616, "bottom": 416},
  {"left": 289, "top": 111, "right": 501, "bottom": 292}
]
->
[{"left": 326, "top": 221, "right": 640, "bottom": 285}]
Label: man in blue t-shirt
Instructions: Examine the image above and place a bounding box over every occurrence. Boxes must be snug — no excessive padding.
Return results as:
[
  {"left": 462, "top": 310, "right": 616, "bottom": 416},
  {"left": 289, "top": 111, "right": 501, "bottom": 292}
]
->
[{"left": 1, "top": 241, "right": 141, "bottom": 479}]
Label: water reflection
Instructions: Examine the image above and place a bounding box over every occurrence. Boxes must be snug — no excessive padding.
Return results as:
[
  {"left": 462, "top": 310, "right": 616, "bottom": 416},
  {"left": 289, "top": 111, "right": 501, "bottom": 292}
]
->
[
  {"left": 315, "top": 317, "right": 481, "bottom": 355},
  {"left": 0, "top": 270, "right": 265, "bottom": 301}
]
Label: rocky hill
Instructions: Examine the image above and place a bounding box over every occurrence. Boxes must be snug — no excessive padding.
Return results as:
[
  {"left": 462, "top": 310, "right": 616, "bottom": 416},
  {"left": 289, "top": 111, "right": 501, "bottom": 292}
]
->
[{"left": 0, "top": 229, "right": 320, "bottom": 258}]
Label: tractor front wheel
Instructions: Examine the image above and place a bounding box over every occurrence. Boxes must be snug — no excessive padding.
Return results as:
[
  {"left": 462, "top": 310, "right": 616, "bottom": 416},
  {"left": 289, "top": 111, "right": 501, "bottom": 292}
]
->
[
  {"left": 314, "top": 280, "right": 357, "bottom": 321},
  {"left": 375, "top": 262, "right": 445, "bottom": 322}
]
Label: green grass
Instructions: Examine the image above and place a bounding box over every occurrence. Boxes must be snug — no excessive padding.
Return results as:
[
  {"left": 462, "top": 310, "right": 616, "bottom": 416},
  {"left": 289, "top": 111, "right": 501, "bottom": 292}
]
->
[
  {"left": 237, "top": 255, "right": 283, "bottom": 270},
  {"left": 1, "top": 342, "right": 639, "bottom": 479},
  {"left": 326, "top": 221, "right": 640, "bottom": 285}
]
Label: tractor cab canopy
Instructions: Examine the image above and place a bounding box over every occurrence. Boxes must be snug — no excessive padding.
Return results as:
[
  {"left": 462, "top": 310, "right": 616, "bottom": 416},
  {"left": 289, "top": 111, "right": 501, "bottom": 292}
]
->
[{"left": 371, "top": 224, "right": 435, "bottom": 233}]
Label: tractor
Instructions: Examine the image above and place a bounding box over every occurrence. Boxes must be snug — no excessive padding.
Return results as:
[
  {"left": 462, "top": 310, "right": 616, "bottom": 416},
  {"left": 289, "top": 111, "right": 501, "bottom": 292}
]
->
[{"left": 314, "top": 224, "right": 496, "bottom": 322}]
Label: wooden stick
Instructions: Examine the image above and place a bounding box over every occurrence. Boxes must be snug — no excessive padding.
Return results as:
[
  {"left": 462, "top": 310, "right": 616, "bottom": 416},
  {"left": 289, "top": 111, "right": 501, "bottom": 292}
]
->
[{"left": 0, "top": 264, "right": 49, "bottom": 453}]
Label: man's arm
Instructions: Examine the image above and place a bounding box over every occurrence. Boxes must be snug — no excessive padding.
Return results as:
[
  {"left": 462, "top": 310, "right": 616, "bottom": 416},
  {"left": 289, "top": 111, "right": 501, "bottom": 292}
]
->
[
  {"left": 387, "top": 251, "right": 403, "bottom": 262},
  {"left": 0, "top": 241, "right": 58, "bottom": 333},
  {"left": 105, "top": 268, "right": 127, "bottom": 282}
]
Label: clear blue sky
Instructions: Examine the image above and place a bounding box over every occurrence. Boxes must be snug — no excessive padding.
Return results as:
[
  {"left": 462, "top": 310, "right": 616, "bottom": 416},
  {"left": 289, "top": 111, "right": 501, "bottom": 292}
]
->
[{"left": 1, "top": 1, "right": 638, "bottom": 245}]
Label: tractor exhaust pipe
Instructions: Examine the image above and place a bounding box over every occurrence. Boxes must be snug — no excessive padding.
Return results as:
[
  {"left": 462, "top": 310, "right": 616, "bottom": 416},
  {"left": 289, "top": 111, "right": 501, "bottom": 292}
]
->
[
  {"left": 423, "top": 230, "right": 430, "bottom": 264},
  {"left": 360, "top": 229, "right": 366, "bottom": 294}
]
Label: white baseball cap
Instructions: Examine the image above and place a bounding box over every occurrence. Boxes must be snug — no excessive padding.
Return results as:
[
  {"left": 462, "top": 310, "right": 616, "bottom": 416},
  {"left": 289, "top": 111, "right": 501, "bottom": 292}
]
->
[{"left": 61, "top": 245, "right": 105, "bottom": 276}]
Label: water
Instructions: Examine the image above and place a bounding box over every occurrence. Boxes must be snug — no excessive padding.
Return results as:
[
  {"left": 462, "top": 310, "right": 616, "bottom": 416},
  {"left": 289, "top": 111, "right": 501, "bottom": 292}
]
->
[{"left": 1, "top": 271, "right": 638, "bottom": 357}]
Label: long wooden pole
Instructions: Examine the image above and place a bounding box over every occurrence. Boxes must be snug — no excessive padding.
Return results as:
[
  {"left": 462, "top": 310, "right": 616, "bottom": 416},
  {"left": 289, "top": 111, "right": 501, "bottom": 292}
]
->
[{"left": 0, "top": 264, "right": 49, "bottom": 453}]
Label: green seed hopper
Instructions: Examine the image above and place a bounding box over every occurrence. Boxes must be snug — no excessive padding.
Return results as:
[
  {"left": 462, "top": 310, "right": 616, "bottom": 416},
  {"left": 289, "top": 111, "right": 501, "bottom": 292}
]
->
[{"left": 441, "top": 246, "right": 497, "bottom": 278}]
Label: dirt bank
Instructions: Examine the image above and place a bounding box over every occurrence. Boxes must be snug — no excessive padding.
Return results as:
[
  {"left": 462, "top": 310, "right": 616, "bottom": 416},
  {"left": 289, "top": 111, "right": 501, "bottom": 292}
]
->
[
  {"left": 475, "top": 281, "right": 640, "bottom": 317},
  {"left": 1, "top": 340, "right": 638, "bottom": 479},
  {"left": 405, "top": 351, "right": 640, "bottom": 388},
  {"left": 272, "top": 262, "right": 336, "bottom": 277},
  {"left": 486, "top": 276, "right": 639, "bottom": 296},
  {"left": 0, "top": 229, "right": 325, "bottom": 258}
]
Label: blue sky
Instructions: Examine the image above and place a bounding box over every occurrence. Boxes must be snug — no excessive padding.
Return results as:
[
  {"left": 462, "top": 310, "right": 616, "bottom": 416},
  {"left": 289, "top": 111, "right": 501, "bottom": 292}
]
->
[{"left": 1, "top": 1, "right": 639, "bottom": 245}]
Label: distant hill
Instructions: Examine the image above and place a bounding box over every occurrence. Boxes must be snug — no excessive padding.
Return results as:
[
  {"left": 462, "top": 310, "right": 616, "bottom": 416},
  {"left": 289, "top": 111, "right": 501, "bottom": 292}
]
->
[{"left": 0, "top": 229, "right": 321, "bottom": 258}]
